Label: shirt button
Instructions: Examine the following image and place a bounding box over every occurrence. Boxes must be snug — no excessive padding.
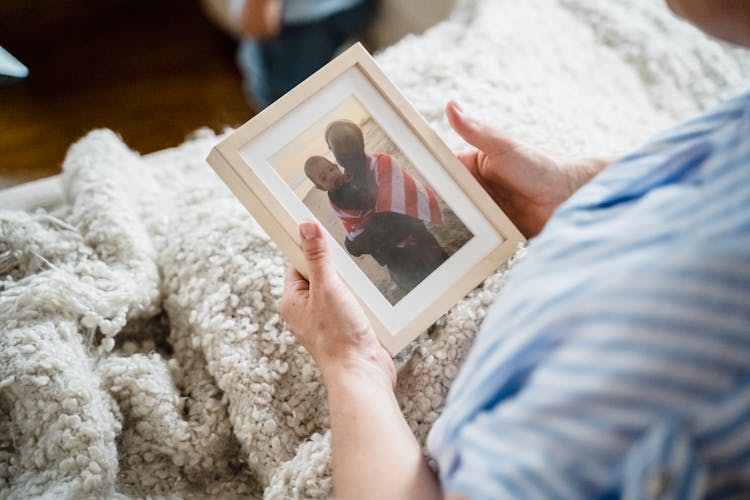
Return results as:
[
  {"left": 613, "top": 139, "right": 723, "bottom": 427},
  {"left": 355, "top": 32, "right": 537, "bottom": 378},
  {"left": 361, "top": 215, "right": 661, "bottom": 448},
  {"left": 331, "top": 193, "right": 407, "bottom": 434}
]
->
[{"left": 647, "top": 469, "right": 673, "bottom": 498}]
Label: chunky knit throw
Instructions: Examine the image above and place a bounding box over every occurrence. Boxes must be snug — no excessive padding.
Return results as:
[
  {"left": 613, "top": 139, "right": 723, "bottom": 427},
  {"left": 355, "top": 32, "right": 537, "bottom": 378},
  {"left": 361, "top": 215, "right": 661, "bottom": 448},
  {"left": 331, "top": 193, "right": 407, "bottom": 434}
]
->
[{"left": 2, "top": 0, "right": 749, "bottom": 497}]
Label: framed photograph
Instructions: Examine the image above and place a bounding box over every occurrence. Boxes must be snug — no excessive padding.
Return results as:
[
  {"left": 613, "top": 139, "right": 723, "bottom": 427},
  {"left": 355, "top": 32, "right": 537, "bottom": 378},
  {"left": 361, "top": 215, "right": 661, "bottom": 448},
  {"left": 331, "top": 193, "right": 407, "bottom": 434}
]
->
[{"left": 207, "top": 43, "right": 525, "bottom": 355}]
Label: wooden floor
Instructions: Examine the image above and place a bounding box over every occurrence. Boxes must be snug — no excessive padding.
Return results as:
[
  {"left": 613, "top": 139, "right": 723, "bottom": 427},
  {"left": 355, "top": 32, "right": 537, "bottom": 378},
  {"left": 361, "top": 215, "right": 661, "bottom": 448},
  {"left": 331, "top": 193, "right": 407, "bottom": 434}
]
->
[{"left": 0, "top": 0, "right": 253, "bottom": 188}]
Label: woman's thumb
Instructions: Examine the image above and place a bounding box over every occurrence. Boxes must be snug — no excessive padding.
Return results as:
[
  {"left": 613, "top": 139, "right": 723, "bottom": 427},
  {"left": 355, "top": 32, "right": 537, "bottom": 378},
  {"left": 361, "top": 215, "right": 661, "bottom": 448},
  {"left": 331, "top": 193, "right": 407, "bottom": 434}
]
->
[
  {"left": 446, "top": 101, "right": 514, "bottom": 153},
  {"left": 300, "top": 221, "right": 333, "bottom": 285}
]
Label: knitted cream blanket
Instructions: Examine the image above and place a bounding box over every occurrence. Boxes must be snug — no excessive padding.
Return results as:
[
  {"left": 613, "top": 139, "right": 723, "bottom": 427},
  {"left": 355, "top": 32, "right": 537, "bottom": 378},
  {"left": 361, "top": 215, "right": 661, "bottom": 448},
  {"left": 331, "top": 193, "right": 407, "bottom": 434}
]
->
[{"left": 2, "top": 0, "right": 748, "bottom": 497}]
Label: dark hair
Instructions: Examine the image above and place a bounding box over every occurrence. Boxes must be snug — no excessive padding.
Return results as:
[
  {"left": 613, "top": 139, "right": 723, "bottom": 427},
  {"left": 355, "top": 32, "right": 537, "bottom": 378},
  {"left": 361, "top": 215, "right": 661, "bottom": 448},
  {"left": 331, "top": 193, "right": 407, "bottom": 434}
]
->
[
  {"left": 304, "top": 155, "right": 330, "bottom": 180},
  {"left": 324, "top": 120, "right": 364, "bottom": 150}
]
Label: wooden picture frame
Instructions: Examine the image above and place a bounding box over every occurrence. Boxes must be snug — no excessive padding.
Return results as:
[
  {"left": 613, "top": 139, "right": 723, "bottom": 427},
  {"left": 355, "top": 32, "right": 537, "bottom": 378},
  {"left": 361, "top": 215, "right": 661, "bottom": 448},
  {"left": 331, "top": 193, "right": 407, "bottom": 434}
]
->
[{"left": 207, "top": 43, "right": 525, "bottom": 355}]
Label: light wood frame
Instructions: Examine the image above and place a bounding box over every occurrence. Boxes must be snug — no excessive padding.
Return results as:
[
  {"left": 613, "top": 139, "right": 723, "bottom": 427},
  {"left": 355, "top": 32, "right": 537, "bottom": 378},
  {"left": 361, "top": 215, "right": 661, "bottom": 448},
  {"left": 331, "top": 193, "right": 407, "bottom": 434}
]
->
[{"left": 207, "top": 43, "right": 525, "bottom": 355}]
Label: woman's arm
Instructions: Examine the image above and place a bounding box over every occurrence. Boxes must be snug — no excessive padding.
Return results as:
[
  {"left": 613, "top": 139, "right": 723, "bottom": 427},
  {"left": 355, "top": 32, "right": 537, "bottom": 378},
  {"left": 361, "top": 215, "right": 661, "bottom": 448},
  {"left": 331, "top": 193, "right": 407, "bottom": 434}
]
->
[
  {"left": 281, "top": 221, "right": 441, "bottom": 498},
  {"left": 326, "top": 364, "right": 440, "bottom": 498}
]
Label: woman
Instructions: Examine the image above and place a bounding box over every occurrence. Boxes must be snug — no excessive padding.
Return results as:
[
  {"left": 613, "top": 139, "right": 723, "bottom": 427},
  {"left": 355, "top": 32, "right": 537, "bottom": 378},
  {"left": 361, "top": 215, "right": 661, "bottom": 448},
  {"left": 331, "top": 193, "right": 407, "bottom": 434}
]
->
[{"left": 280, "top": 1, "right": 750, "bottom": 497}]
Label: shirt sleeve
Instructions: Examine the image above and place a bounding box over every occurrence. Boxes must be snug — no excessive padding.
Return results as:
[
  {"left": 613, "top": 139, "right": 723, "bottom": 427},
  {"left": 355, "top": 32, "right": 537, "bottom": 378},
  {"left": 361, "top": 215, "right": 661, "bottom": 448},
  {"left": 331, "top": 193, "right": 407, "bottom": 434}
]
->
[{"left": 429, "top": 318, "right": 749, "bottom": 498}]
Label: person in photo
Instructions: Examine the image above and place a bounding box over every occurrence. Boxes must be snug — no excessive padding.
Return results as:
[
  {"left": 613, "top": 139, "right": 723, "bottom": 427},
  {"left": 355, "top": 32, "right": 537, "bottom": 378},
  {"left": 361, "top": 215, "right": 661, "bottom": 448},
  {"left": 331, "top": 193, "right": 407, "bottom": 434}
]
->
[{"left": 303, "top": 120, "right": 448, "bottom": 293}]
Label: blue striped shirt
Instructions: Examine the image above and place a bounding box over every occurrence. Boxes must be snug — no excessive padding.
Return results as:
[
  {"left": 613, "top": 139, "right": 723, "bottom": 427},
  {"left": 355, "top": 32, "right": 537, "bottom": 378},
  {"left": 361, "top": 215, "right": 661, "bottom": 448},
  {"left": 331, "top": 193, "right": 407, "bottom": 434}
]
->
[{"left": 427, "top": 91, "right": 750, "bottom": 499}]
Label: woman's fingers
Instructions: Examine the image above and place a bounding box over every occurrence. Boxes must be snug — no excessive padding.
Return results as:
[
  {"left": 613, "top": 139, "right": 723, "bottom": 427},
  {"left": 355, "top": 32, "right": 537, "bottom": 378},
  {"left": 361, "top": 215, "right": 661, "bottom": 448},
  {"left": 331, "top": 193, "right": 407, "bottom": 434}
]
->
[
  {"left": 457, "top": 150, "right": 480, "bottom": 177},
  {"left": 284, "top": 265, "right": 309, "bottom": 292},
  {"left": 299, "top": 221, "right": 336, "bottom": 290},
  {"left": 446, "top": 100, "right": 516, "bottom": 155}
]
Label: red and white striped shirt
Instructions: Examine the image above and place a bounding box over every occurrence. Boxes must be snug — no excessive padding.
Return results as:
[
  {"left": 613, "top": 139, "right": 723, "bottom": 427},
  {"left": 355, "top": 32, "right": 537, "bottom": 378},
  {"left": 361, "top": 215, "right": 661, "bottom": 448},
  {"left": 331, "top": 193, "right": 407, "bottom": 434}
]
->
[{"left": 330, "top": 154, "right": 442, "bottom": 239}]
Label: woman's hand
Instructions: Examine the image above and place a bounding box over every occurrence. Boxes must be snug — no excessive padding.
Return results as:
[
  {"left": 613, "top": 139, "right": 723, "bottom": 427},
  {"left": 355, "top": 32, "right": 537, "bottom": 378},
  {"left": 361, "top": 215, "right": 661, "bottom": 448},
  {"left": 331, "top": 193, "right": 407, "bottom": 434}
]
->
[
  {"left": 280, "top": 221, "right": 396, "bottom": 390},
  {"left": 281, "top": 222, "right": 437, "bottom": 498},
  {"left": 446, "top": 101, "right": 608, "bottom": 238}
]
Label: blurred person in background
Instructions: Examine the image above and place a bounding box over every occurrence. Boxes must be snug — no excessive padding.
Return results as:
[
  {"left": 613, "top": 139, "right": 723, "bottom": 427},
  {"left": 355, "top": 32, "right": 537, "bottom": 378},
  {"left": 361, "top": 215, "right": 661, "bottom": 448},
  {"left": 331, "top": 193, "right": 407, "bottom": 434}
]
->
[{"left": 235, "top": 0, "right": 375, "bottom": 108}]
